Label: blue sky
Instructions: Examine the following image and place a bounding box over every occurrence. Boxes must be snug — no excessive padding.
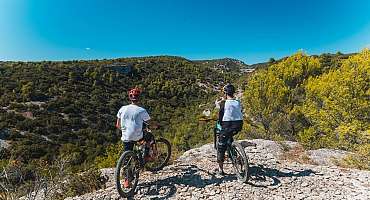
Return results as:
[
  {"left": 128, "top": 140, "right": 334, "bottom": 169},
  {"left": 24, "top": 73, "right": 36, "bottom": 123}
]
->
[{"left": 1, "top": 0, "right": 370, "bottom": 64}]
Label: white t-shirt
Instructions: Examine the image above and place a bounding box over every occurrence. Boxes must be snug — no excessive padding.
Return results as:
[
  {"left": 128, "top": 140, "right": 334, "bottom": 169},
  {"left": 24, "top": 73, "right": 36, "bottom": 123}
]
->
[
  {"left": 222, "top": 99, "right": 243, "bottom": 121},
  {"left": 117, "top": 104, "right": 150, "bottom": 141}
]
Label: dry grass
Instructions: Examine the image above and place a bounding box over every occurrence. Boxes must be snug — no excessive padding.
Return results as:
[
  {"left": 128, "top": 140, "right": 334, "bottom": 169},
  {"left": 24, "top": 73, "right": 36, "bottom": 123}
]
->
[{"left": 279, "top": 145, "right": 317, "bottom": 165}]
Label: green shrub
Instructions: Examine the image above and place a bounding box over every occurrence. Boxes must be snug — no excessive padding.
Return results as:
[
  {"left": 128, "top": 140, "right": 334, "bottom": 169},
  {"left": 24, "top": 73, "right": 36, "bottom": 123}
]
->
[
  {"left": 301, "top": 49, "right": 370, "bottom": 150},
  {"left": 62, "top": 169, "right": 107, "bottom": 198},
  {"left": 341, "top": 143, "right": 370, "bottom": 170},
  {"left": 94, "top": 143, "right": 123, "bottom": 168}
]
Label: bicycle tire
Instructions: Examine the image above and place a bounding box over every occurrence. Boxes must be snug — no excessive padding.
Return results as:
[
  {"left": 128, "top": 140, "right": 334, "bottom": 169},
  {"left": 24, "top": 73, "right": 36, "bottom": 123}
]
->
[
  {"left": 145, "top": 138, "right": 171, "bottom": 172},
  {"left": 230, "top": 141, "right": 249, "bottom": 183},
  {"left": 115, "top": 150, "right": 140, "bottom": 198}
]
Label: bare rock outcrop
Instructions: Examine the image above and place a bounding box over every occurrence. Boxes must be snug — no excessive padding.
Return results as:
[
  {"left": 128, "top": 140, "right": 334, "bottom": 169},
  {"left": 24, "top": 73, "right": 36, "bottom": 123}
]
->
[{"left": 66, "top": 139, "right": 370, "bottom": 200}]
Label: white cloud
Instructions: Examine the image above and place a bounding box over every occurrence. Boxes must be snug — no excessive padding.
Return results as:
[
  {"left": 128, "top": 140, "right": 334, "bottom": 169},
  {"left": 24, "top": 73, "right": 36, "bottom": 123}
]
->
[{"left": 85, "top": 47, "right": 91, "bottom": 51}]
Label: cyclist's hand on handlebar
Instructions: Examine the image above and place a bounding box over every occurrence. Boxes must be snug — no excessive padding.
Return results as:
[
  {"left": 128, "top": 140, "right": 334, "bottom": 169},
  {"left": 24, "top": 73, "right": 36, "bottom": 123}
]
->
[
  {"left": 144, "top": 121, "right": 160, "bottom": 130},
  {"left": 151, "top": 122, "right": 160, "bottom": 130}
]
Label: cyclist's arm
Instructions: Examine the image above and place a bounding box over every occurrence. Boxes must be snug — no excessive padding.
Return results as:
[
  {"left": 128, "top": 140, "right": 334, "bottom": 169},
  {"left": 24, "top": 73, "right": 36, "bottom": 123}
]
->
[
  {"left": 116, "top": 108, "right": 123, "bottom": 129},
  {"left": 215, "top": 97, "right": 225, "bottom": 109},
  {"left": 115, "top": 118, "right": 121, "bottom": 129}
]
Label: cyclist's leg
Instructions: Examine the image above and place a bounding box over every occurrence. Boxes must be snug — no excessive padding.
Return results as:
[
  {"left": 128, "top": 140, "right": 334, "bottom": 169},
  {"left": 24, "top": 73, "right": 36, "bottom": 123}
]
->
[
  {"left": 217, "top": 122, "right": 233, "bottom": 174},
  {"left": 226, "top": 121, "right": 244, "bottom": 165},
  {"left": 217, "top": 121, "right": 243, "bottom": 173},
  {"left": 217, "top": 132, "right": 229, "bottom": 162},
  {"left": 227, "top": 120, "right": 243, "bottom": 146}
]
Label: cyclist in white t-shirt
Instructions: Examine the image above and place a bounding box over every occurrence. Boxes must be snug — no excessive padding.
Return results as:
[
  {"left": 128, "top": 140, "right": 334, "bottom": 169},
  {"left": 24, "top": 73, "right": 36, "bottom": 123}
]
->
[
  {"left": 116, "top": 87, "right": 155, "bottom": 187},
  {"left": 116, "top": 87, "right": 154, "bottom": 151},
  {"left": 215, "top": 84, "right": 243, "bottom": 175}
]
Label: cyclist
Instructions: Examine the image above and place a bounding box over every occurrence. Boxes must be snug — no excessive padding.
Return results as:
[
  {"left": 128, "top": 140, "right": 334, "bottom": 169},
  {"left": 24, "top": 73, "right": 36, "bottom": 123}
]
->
[
  {"left": 215, "top": 84, "right": 243, "bottom": 175},
  {"left": 115, "top": 87, "right": 154, "bottom": 187}
]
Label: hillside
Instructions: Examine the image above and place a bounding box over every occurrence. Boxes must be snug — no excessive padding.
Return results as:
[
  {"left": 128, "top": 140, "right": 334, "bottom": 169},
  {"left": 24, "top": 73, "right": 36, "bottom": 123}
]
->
[
  {"left": 194, "top": 58, "right": 248, "bottom": 72},
  {"left": 0, "top": 56, "right": 245, "bottom": 169},
  {"left": 1, "top": 50, "right": 369, "bottom": 199},
  {"left": 64, "top": 139, "right": 370, "bottom": 200}
]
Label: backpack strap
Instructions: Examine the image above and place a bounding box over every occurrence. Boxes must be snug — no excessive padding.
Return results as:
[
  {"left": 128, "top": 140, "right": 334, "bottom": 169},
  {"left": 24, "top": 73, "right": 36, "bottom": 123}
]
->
[{"left": 218, "top": 100, "right": 226, "bottom": 124}]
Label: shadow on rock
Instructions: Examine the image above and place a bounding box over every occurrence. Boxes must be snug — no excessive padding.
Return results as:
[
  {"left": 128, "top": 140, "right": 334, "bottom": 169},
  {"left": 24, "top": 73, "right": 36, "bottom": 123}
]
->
[
  {"left": 135, "top": 163, "right": 319, "bottom": 198},
  {"left": 248, "top": 164, "right": 320, "bottom": 188},
  {"left": 136, "top": 164, "right": 237, "bottom": 199}
]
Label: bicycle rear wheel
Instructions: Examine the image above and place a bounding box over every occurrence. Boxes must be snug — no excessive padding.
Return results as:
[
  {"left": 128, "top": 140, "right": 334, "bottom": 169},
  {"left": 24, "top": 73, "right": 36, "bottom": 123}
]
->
[
  {"left": 115, "top": 151, "right": 140, "bottom": 198},
  {"left": 145, "top": 138, "right": 171, "bottom": 172},
  {"left": 229, "top": 142, "right": 249, "bottom": 183}
]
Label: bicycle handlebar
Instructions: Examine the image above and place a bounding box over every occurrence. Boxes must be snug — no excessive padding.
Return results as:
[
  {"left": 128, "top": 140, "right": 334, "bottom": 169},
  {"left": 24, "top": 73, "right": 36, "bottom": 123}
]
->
[{"left": 198, "top": 117, "right": 218, "bottom": 122}]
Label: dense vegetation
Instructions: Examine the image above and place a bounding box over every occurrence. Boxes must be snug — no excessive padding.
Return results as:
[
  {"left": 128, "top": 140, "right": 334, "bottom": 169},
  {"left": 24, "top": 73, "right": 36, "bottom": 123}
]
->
[
  {"left": 0, "top": 50, "right": 369, "bottom": 198},
  {"left": 0, "top": 56, "right": 244, "bottom": 198},
  {"left": 243, "top": 50, "right": 369, "bottom": 169},
  {"left": 0, "top": 56, "right": 241, "bottom": 171}
]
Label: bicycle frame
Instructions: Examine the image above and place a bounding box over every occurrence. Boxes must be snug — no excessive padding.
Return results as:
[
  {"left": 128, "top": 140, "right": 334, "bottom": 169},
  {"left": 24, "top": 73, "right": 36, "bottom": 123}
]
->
[
  {"left": 115, "top": 136, "right": 171, "bottom": 198},
  {"left": 132, "top": 144, "right": 148, "bottom": 168},
  {"left": 227, "top": 144, "right": 238, "bottom": 164},
  {"left": 131, "top": 137, "right": 159, "bottom": 167}
]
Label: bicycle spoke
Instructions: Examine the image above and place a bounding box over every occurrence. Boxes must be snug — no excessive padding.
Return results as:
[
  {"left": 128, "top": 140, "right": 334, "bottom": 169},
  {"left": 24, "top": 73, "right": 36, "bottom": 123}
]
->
[
  {"left": 230, "top": 142, "right": 249, "bottom": 183},
  {"left": 115, "top": 151, "right": 140, "bottom": 198},
  {"left": 145, "top": 138, "right": 171, "bottom": 172},
  {"left": 122, "top": 156, "right": 133, "bottom": 169}
]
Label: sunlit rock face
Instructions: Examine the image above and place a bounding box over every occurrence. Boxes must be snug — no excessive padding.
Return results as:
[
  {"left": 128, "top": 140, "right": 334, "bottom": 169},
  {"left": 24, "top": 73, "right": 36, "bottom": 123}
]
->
[{"left": 65, "top": 139, "right": 370, "bottom": 200}]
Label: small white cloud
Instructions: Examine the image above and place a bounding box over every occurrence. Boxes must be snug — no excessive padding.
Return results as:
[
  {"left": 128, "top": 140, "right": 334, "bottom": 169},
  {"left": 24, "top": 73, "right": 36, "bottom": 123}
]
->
[{"left": 85, "top": 47, "right": 91, "bottom": 51}]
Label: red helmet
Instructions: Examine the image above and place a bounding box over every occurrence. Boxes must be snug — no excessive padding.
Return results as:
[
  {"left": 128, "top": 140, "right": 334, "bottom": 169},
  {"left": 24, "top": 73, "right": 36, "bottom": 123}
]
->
[{"left": 128, "top": 87, "right": 141, "bottom": 101}]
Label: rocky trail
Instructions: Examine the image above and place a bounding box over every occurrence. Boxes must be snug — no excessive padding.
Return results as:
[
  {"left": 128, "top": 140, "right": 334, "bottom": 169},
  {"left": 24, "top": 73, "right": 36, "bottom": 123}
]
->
[{"left": 67, "top": 139, "right": 370, "bottom": 200}]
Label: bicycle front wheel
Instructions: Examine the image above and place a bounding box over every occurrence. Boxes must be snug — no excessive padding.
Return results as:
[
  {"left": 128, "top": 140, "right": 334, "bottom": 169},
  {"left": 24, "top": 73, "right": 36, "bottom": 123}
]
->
[
  {"left": 115, "top": 151, "right": 140, "bottom": 198},
  {"left": 229, "top": 142, "right": 249, "bottom": 183},
  {"left": 145, "top": 138, "right": 171, "bottom": 172}
]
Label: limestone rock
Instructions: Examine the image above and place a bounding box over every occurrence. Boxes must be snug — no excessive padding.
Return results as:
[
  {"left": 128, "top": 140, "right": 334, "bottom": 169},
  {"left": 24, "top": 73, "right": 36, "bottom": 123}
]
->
[{"left": 65, "top": 139, "right": 370, "bottom": 200}]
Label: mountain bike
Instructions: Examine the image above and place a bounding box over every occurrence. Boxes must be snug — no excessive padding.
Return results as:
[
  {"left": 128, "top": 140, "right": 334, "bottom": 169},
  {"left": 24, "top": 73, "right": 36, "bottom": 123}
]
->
[
  {"left": 200, "top": 117, "right": 249, "bottom": 183},
  {"left": 115, "top": 131, "right": 171, "bottom": 198}
]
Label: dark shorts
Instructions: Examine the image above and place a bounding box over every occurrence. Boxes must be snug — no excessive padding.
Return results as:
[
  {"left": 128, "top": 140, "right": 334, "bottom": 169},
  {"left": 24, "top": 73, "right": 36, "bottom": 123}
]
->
[
  {"left": 221, "top": 120, "right": 243, "bottom": 135},
  {"left": 217, "top": 120, "right": 243, "bottom": 162},
  {"left": 123, "top": 131, "right": 154, "bottom": 151}
]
